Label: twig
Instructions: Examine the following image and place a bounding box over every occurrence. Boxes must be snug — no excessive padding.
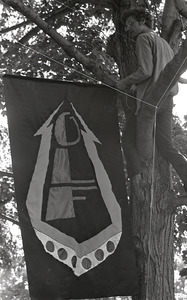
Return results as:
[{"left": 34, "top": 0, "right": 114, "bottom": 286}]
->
[
  {"left": 0, "top": 20, "right": 30, "bottom": 34},
  {"left": 0, "top": 171, "right": 14, "bottom": 178},
  {"left": 0, "top": 196, "right": 14, "bottom": 207},
  {"left": 0, "top": 212, "right": 19, "bottom": 226}
]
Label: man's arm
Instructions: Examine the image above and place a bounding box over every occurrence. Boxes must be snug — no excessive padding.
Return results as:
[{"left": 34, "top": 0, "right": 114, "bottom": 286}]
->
[{"left": 116, "top": 34, "right": 154, "bottom": 91}]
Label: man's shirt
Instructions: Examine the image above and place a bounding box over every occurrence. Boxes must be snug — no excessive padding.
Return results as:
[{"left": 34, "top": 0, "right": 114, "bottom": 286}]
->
[{"left": 124, "top": 32, "right": 178, "bottom": 111}]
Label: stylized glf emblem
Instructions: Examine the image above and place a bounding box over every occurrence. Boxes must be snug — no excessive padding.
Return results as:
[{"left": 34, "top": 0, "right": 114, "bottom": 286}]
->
[{"left": 26, "top": 100, "right": 122, "bottom": 276}]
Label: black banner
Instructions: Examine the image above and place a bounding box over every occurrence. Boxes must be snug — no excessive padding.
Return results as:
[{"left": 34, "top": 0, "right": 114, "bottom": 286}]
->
[{"left": 3, "top": 75, "right": 139, "bottom": 300}]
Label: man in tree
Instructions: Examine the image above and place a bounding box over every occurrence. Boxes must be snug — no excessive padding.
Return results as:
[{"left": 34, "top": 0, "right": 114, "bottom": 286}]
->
[{"left": 117, "top": 8, "right": 187, "bottom": 195}]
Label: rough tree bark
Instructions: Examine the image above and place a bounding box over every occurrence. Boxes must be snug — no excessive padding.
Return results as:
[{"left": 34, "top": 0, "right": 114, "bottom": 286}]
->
[
  {"left": 174, "top": 0, "right": 187, "bottom": 18},
  {"left": 161, "top": 0, "right": 182, "bottom": 53}
]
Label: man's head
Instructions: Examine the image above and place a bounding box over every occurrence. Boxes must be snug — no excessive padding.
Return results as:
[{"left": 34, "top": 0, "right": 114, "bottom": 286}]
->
[{"left": 122, "top": 9, "right": 153, "bottom": 38}]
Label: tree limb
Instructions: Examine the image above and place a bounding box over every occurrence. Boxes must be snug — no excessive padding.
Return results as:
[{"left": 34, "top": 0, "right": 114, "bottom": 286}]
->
[
  {"left": 3, "top": 4, "right": 74, "bottom": 60},
  {"left": 169, "top": 19, "right": 183, "bottom": 53},
  {"left": 1, "top": 0, "right": 116, "bottom": 85},
  {"left": 4, "top": 6, "right": 72, "bottom": 58},
  {"left": 0, "top": 20, "right": 30, "bottom": 34},
  {"left": 0, "top": 197, "right": 14, "bottom": 207},
  {"left": 17, "top": 6, "right": 74, "bottom": 44},
  {"left": 0, "top": 212, "right": 19, "bottom": 225},
  {"left": 173, "top": 195, "right": 187, "bottom": 209},
  {"left": 160, "top": 191, "right": 187, "bottom": 213},
  {"left": 0, "top": 171, "right": 14, "bottom": 178},
  {"left": 180, "top": 268, "right": 187, "bottom": 277},
  {"left": 2, "top": 0, "right": 92, "bottom": 65},
  {"left": 161, "top": 0, "right": 178, "bottom": 42},
  {"left": 1, "top": 5, "right": 72, "bottom": 39},
  {"left": 147, "top": 38, "right": 187, "bottom": 108},
  {"left": 174, "top": 0, "right": 187, "bottom": 18},
  {"left": 19, "top": 4, "right": 75, "bottom": 41}
]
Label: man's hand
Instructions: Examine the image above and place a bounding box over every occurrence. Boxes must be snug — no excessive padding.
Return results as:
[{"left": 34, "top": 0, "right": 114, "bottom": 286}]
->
[
  {"left": 130, "top": 84, "right": 137, "bottom": 96},
  {"left": 116, "top": 78, "right": 129, "bottom": 91}
]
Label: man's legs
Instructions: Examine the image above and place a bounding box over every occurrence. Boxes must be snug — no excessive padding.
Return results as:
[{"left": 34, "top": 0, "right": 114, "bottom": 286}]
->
[{"left": 156, "top": 96, "right": 187, "bottom": 192}]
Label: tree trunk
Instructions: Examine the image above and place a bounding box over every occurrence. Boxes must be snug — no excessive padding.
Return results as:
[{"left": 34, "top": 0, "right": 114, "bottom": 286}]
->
[
  {"left": 131, "top": 154, "right": 175, "bottom": 300},
  {"left": 161, "top": 0, "right": 183, "bottom": 53},
  {"left": 161, "top": 0, "right": 178, "bottom": 42}
]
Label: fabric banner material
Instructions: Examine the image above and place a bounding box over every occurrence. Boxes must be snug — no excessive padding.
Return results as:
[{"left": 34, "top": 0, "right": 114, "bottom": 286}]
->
[{"left": 3, "top": 75, "right": 139, "bottom": 299}]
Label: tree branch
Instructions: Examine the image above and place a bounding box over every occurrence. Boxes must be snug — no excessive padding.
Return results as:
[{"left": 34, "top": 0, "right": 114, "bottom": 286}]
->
[
  {"left": 172, "top": 195, "right": 187, "bottom": 210},
  {"left": 4, "top": 5, "right": 72, "bottom": 44},
  {"left": 19, "top": 5, "right": 74, "bottom": 44},
  {"left": 0, "top": 20, "right": 30, "bottom": 34},
  {"left": 2, "top": 0, "right": 91, "bottom": 63},
  {"left": 0, "top": 197, "right": 14, "bottom": 207},
  {"left": 4, "top": 6, "right": 72, "bottom": 58},
  {"left": 148, "top": 38, "right": 187, "bottom": 108},
  {"left": 168, "top": 19, "right": 183, "bottom": 53},
  {"left": 0, "top": 171, "right": 14, "bottom": 178},
  {"left": 161, "top": 0, "right": 178, "bottom": 42},
  {"left": 174, "top": 0, "right": 187, "bottom": 18},
  {"left": 161, "top": 191, "right": 187, "bottom": 213},
  {"left": 0, "top": 212, "right": 19, "bottom": 225},
  {"left": 1, "top": 0, "right": 116, "bottom": 86}
]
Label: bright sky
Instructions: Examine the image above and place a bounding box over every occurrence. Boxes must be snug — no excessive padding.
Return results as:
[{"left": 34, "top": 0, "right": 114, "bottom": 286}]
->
[
  {"left": 173, "top": 82, "right": 187, "bottom": 123},
  {"left": 0, "top": 114, "right": 7, "bottom": 127}
]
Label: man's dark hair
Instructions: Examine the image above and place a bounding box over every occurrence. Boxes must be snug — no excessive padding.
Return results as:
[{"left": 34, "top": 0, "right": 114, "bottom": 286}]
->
[{"left": 122, "top": 8, "right": 153, "bottom": 29}]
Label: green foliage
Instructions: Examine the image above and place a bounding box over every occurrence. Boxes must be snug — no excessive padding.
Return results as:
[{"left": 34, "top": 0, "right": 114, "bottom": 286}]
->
[
  {"left": 0, "top": 223, "right": 16, "bottom": 268},
  {"left": 0, "top": 121, "right": 21, "bottom": 295},
  {"left": 175, "top": 254, "right": 187, "bottom": 295},
  {"left": 0, "top": 237, "right": 29, "bottom": 300},
  {"left": 0, "top": 124, "right": 11, "bottom": 169}
]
